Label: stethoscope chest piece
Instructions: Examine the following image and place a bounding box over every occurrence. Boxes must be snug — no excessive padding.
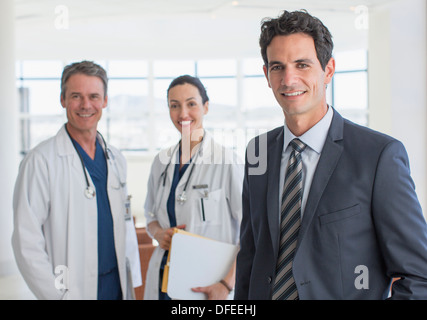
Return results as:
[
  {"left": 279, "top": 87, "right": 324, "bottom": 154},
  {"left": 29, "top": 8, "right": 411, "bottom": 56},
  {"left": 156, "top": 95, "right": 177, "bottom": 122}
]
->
[
  {"left": 177, "top": 191, "right": 187, "bottom": 205},
  {"left": 85, "top": 186, "right": 96, "bottom": 199},
  {"left": 162, "top": 133, "right": 206, "bottom": 206}
]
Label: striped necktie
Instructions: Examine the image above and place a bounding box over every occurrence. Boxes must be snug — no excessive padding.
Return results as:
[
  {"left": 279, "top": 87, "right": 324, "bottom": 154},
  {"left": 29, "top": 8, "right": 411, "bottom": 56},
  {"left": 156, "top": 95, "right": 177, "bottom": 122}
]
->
[{"left": 272, "top": 138, "right": 307, "bottom": 300}]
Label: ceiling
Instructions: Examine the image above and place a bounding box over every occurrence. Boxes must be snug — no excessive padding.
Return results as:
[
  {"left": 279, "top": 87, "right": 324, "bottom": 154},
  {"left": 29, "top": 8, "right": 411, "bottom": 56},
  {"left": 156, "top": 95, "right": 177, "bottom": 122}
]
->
[{"left": 14, "top": 0, "right": 396, "bottom": 60}]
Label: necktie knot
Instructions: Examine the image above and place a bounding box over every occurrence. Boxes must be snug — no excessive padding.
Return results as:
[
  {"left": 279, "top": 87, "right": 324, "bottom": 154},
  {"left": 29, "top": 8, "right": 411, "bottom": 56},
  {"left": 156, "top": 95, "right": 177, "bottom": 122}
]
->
[{"left": 290, "top": 138, "right": 306, "bottom": 154}]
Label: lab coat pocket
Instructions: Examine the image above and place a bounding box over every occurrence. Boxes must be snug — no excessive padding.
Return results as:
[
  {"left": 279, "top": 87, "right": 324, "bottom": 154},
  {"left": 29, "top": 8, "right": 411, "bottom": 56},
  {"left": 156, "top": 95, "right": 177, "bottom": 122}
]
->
[{"left": 198, "top": 189, "right": 222, "bottom": 225}]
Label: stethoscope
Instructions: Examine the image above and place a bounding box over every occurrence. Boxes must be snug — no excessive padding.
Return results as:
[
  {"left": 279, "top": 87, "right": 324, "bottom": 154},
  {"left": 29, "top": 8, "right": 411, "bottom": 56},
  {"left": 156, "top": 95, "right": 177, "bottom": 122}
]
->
[
  {"left": 65, "top": 125, "right": 110, "bottom": 199},
  {"left": 161, "top": 133, "right": 205, "bottom": 205}
]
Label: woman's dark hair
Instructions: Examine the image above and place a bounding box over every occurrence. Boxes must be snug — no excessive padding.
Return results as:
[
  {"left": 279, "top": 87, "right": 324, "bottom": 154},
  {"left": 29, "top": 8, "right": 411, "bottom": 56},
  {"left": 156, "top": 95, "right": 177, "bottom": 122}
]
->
[
  {"left": 167, "top": 75, "right": 209, "bottom": 104},
  {"left": 259, "top": 10, "right": 334, "bottom": 71}
]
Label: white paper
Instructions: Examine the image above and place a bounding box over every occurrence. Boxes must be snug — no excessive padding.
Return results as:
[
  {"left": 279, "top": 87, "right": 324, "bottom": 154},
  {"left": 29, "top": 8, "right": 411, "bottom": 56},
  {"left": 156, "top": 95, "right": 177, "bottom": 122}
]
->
[{"left": 167, "top": 232, "right": 238, "bottom": 300}]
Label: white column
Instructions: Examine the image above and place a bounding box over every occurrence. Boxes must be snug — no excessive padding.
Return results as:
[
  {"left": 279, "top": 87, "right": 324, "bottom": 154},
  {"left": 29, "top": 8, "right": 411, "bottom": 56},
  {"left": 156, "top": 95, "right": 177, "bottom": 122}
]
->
[
  {"left": 368, "top": 0, "right": 427, "bottom": 215},
  {"left": 0, "top": 0, "right": 19, "bottom": 276}
]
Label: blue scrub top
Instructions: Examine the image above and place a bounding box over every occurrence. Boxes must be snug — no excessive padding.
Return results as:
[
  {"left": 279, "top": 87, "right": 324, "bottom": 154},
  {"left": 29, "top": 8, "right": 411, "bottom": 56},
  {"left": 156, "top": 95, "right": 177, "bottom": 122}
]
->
[
  {"left": 159, "top": 148, "right": 190, "bottom": 300},
  {"left": 74, "top": 138, "right": 122, "bottom": 300},
  {"left": 166, "top": 163, "right": 190, "bottom": 227}
]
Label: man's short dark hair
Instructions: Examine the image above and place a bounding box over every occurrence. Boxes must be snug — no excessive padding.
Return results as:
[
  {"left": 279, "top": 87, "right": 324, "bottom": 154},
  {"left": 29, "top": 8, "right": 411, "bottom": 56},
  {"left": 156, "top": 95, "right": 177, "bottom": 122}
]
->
[{"left": 259, "top": 10, "right": 334, "bottom": 71}]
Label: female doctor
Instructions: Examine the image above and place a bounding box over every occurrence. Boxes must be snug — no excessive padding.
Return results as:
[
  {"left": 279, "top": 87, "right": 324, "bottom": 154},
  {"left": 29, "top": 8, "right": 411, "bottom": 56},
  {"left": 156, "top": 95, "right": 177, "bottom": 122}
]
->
[{"left": 143, "top": 75, "right": 243, "bottom": 300}]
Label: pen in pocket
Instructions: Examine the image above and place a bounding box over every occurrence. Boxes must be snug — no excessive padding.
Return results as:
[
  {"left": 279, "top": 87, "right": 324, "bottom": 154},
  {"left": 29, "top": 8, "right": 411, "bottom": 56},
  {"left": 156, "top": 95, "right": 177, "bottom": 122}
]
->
[{"left": 200, "top": 198, "right": 206, "bottom": 221}]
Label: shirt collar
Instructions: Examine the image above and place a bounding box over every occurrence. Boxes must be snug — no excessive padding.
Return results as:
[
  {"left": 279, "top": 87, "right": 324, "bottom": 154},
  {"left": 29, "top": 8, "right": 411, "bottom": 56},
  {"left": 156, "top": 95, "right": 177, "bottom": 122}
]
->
[{"left": 283, "top": 106, "right": 334, "bottom": 154}]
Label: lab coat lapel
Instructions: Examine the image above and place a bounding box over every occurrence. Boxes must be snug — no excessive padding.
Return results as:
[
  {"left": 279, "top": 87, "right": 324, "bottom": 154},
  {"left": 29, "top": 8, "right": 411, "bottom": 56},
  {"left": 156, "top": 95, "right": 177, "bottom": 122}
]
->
[
  {"left": 176, "top": 132, "right": 212, "bottom": 189},
  {"left": 266, "top": 128, "right": 284, "bottom": 256},
  {"left": 165, "top": 142, "right": 180, "bottom": 188},
  {"left": 56, "top": 125, "right": 83, "bottom": 173},
  {"left": 297, "top": 110, "right": 344, "bottom": 246}
]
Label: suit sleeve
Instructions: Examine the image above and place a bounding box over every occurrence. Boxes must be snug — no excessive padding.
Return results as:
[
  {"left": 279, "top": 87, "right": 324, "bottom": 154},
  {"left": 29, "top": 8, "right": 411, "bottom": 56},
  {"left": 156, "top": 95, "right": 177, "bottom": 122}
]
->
[
  {"left": 372, "top": 140, "right": 427, "bottom": 299},
  {"left": 234, "top": 152, "right": 256, "bottom": 300}
]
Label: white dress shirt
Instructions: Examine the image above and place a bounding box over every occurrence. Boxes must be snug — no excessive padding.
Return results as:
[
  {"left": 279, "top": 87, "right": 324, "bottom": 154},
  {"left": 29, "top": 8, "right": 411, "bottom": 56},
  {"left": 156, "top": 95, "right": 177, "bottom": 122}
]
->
[{"left": 279, "top": 106, "right": 334, "bottom": 219}]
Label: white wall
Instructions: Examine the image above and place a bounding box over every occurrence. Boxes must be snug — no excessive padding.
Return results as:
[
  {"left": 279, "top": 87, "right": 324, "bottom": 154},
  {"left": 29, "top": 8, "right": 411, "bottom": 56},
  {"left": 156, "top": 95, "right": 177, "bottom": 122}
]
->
[
  {"left": 0, "top": 0, "right": 19, "bottom": 276},
  {"left": 369, "top": 0, "right": 427, "bottom": 215},
  {"left": 125, "top": 153, "right": 155, "bottom": 227}
]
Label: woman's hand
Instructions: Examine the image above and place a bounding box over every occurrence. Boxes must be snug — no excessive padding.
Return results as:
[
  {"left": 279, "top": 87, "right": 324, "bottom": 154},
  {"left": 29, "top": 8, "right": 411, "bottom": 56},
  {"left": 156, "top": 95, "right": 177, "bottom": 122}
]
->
[
  {"left": 192, "top": 260, "right": 236, "bottom": 300},
  {"left": 152, "top": 223, "right": 186, "bottom": 251},
  {"left": 191, "top": 282, "right": 231, "bottom": 300}
]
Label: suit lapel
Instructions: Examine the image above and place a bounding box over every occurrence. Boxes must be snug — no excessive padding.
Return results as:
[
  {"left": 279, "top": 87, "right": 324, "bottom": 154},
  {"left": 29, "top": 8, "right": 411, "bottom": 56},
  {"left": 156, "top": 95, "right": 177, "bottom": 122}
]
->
[
  {"left": 297, "top": 110, "right": 344, "bottom": 246},
  {"left": 266, "top": 128, "right": 284, "bottom": 255}
]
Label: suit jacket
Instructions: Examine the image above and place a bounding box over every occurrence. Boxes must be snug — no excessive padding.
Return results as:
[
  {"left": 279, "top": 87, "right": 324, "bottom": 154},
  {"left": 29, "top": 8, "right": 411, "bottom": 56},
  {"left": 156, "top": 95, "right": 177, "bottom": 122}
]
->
[{"left": 235, "top": 109, "right": 427, "bottom": 300}]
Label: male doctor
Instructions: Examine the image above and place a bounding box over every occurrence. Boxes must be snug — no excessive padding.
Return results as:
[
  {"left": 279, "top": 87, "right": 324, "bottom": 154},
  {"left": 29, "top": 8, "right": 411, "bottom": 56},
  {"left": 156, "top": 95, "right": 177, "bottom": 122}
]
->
[{"left": 12, "top": 60, "right": 142, "bottom": 300}]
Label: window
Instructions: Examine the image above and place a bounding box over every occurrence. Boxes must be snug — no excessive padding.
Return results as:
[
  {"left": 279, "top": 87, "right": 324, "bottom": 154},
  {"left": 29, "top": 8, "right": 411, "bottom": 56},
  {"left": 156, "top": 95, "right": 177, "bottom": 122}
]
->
[
  {"left": 331, "top": 49, "right": 368, "bottom": 125},
  {"left": 16, "top": 60, "right": 66, "bottom": 154},
  {"left": 241, "top": 57, "right": 284, "bottom": 132},
  {"left": 17, "top": 51, "right": 368, "bottom": 157}
]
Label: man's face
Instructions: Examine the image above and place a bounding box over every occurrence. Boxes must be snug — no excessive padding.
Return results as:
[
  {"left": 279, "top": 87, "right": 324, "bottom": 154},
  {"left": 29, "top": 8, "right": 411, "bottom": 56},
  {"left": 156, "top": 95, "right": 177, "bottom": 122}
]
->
[
  {"left": 263, "top": 33, "right": 335, "bottom": 120},
  {"left": 61, "top": 73, "right": 107, "bottom": 135}
]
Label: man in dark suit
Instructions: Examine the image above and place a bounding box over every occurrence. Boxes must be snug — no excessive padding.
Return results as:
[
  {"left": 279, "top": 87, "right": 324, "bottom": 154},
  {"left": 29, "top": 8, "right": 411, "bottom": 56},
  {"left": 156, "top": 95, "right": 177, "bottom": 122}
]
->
[{"left": 235, "top": 10, "right": 427, "bottom": 300}]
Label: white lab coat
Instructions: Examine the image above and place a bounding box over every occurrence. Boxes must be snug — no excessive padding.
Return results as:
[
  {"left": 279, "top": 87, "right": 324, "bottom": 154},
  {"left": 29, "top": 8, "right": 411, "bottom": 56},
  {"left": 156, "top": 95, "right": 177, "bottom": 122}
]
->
[
  {"left": 12, "top": 126, "right": 142, "bottom": 300},
  {"left": 143, "top": 131, "right": 243, "bottom": 300}
]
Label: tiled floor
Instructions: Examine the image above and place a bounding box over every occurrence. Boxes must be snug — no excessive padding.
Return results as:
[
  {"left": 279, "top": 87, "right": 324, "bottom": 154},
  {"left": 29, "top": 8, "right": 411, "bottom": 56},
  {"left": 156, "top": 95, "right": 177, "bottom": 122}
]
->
[{"left": 0, "top": 273, "right": 36, "bottom": 300}]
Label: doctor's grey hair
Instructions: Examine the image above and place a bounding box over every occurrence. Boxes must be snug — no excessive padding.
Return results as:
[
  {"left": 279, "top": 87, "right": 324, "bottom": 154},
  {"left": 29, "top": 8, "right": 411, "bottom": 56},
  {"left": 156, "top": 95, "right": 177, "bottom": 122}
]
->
[{"left": 60, "top": 60, "right": 108, "bottom": 99}]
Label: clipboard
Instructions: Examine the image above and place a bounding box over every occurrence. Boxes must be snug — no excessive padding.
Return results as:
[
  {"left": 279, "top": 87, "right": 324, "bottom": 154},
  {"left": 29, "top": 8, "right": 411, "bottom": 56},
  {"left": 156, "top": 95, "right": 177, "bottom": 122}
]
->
[
  {"left": 161, "top": 228, "right": 238, "bottom": 300},
  {"left": 161, "top": 228, "right": 206, "bottom": 294}
]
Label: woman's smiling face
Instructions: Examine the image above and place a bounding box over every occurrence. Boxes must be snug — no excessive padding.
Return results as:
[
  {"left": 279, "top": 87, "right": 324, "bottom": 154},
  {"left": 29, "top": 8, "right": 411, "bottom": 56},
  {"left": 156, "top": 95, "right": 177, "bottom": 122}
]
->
[{"left": 168, "top": 83, "right": 209, "bottom": 135}]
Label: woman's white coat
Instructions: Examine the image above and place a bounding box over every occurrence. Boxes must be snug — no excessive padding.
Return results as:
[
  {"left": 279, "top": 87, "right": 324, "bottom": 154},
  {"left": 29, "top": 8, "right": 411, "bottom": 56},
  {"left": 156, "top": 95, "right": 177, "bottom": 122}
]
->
[{"left": 143, "top": 132, "right": 243, "bottom": 300}]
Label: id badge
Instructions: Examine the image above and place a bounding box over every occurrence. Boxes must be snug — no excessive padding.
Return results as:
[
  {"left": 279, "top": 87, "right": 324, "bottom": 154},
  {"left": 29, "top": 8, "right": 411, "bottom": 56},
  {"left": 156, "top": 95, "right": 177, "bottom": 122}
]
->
[{"left": 125, "top": 195, "right": 132, "bottom": 221}]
